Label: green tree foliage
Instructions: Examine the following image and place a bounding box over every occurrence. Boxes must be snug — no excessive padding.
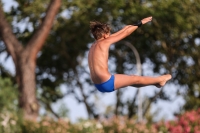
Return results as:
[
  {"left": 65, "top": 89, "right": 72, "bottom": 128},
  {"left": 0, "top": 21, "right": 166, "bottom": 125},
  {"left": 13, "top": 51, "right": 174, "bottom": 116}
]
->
[
  {"left": 0, "top": 0, "right": 200, "bottom": 121},
  {"left": 142, "top": 0, "right": 200, "bottom": 112},
  {"left": 42, "top": 0, "right": 200, "bottom": 117},
  {"left": 0, "top": 77, "right": 18, "bottom": 113}
]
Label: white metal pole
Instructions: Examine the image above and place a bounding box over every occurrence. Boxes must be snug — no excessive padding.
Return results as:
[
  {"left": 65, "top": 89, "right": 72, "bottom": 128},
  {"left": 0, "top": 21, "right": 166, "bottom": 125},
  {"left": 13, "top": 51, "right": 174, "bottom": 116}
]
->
[{"left": 123, "top": 41, "right": 143, "bottom": 122}]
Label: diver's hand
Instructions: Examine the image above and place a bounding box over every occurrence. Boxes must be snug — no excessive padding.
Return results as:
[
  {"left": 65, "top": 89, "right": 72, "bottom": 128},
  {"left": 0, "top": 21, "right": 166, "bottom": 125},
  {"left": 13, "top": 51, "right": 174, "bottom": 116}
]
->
[{"left": 141, "top": 16, "right": 152, "bottom": 24}]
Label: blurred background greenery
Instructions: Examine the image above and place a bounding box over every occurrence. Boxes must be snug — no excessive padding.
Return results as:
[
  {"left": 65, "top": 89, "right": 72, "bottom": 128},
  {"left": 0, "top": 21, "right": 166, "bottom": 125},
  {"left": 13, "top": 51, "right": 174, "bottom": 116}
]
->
[{"left": 0, "top": 0, "right": 200, "bottom": 132}]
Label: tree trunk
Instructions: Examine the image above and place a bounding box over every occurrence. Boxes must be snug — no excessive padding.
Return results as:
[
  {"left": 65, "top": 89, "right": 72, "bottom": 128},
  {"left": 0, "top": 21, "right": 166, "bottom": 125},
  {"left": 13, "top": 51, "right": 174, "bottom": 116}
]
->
[
  {"left": 16, "top": 51, "right": 38, "bottom": 120},
  {"left": 0, "top": 0, "right": 61, "bottom": 120}
]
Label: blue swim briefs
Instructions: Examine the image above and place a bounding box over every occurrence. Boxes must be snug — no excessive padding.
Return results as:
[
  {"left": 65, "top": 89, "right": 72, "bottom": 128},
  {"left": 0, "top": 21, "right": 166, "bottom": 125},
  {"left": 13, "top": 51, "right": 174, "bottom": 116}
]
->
[{"left": 94, "top": 75, "right": 115, "bottom": 93}]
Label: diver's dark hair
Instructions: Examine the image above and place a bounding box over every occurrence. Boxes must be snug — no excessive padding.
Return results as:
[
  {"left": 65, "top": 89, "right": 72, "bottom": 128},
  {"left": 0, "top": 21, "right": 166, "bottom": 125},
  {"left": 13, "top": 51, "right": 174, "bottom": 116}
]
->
[{"left": 90, "top": 21, "right": 110, "bottom": 40}]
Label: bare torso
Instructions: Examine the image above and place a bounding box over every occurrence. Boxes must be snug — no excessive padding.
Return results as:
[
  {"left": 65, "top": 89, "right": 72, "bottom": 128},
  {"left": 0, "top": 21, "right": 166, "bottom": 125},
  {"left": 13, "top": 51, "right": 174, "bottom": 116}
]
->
[
  {"left": 87, "top": 17, "right": 172, "bottom": 90},
  {"left": 88, "top": 41, "right": 111, "bottom": 84}
]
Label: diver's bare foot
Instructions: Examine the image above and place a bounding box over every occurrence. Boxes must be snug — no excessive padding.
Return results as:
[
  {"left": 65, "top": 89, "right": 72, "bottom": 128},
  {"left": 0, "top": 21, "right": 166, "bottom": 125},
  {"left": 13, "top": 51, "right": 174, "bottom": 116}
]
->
[{"left": 156, "top": 74, "right": 172, "bottom": 88}]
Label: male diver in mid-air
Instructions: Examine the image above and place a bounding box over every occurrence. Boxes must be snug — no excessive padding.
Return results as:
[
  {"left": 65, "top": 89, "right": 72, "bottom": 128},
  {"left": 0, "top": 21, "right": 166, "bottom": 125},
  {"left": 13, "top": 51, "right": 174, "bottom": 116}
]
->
[{"left": 88, "top": 16, "right": 172, "bottom": 93}]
